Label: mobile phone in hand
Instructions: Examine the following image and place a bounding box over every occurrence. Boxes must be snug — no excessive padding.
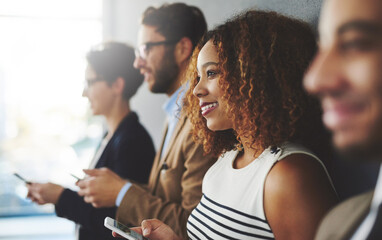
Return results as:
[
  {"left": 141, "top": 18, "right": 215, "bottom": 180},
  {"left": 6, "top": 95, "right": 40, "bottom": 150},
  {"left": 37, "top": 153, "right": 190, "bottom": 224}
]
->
[
  {"left": 70, "top": 173, "right": 82, "bottom": 181},
  {"left": 13, "top": 173, "right": 31, "bottom": 184},
  {"left": 104, "top": 217, "right": 149, "bottom": 240}
]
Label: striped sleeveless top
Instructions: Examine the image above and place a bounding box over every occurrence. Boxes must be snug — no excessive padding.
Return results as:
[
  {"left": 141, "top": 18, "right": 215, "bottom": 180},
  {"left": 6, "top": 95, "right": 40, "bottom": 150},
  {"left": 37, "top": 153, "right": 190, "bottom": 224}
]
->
[{"left": 186, "top": 143, "right": 333, "bottom": 239}]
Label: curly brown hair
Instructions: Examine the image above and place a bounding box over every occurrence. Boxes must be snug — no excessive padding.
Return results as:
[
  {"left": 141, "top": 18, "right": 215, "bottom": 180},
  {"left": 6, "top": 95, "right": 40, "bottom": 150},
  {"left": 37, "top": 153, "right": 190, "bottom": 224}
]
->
[{"left": 183, "top": 10, "right": 329, "bottom": 158}]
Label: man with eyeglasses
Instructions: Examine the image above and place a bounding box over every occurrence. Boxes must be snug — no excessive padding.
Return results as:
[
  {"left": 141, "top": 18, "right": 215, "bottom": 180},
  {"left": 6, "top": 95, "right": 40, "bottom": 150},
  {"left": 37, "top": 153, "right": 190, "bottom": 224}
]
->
[{"left": 77, "top": 3, "right": 217, "bottom": 238}]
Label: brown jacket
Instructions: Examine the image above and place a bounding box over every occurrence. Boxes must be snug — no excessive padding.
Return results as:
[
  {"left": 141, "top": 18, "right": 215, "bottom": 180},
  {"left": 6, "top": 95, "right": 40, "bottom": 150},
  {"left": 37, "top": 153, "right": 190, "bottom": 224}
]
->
[
  {"left": 315, "top": 191, "right": 373, "bottom": 240},
  {"left": 116, "top": 115, "right": 216, "bottom": 238}
]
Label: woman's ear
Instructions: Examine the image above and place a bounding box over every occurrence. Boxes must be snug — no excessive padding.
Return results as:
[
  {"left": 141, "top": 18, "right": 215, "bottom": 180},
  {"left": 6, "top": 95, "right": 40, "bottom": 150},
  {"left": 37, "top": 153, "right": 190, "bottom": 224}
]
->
[{"left": 174, "top": 37, "right": 193, "bottom": 65}]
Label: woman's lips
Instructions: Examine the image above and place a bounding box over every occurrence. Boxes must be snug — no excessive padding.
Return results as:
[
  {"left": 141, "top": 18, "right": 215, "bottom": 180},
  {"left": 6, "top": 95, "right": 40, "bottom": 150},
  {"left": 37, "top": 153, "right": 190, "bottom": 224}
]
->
[{"left": 201, "top": 102, "right": 218, "bottom": 116}]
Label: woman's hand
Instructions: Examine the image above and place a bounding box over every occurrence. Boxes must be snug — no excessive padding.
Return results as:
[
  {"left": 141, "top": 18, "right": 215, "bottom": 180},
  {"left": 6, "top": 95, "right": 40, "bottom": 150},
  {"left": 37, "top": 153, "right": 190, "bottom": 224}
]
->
[{"left": 112, "top": 219, "right": 182, "bottom": 240}]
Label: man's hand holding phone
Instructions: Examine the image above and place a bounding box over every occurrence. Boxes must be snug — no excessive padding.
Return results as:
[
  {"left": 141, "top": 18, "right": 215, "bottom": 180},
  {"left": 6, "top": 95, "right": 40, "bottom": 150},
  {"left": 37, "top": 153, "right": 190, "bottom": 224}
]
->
[
  {"left": 76, "top": 168, "right": 127, "bottom": 208},
  {"left": 13, "top": 173, "right": 31, "bottom": 184}
]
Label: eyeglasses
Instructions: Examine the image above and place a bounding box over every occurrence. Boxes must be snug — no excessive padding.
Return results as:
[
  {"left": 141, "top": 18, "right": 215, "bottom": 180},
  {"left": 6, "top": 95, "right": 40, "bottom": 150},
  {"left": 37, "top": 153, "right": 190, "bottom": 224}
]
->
[{"left": 135, "top": 40, "right": 179, "bottom": 60}]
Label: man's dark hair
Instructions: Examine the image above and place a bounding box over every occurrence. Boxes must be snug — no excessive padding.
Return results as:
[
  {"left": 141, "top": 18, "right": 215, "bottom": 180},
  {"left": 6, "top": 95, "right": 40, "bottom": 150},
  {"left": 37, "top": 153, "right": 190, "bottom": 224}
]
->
[
  {"left": 141, "top": 3, "right": 207, "bottom": 49},
  {"left": 86, "top": 42, "right": 143, "bottom": 101}
]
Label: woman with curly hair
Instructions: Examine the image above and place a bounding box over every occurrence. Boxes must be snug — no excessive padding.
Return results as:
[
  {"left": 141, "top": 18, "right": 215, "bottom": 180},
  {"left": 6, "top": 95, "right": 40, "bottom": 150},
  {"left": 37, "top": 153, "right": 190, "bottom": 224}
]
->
[{"left": 116, "top": 10, "right": 338, "bottom": 240}]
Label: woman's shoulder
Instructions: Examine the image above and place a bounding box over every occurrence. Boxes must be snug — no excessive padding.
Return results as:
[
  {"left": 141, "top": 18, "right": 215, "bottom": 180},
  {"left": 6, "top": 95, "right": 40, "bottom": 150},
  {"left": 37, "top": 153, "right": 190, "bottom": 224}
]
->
[
  {"left": 265, "top": 146, "right": 336, "bottom": 202},
  {"left": 277, "top": 142, "right": 319, "bottom": 161},
  {"left": 263, "top": 145, "right": 338, "bottom": 239}
]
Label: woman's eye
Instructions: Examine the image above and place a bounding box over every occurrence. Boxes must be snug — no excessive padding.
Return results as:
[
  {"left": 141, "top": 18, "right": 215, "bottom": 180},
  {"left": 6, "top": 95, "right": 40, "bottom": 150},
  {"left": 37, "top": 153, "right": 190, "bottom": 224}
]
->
[{"left": 206, "top": 70, "right": 217, "bottom": 77}]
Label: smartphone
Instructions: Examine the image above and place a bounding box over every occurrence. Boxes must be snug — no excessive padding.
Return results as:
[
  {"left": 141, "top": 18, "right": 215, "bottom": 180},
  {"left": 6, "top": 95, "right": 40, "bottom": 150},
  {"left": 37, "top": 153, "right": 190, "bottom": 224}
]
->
[
  {"left": 104, "top": 217, "right": 149, "bottom": 240},
  {"left": 13, "top": 173, "right": 31, "bottom": 184},
  {"left": 70, "top": 173, "right": 82, "bottom": 181}
]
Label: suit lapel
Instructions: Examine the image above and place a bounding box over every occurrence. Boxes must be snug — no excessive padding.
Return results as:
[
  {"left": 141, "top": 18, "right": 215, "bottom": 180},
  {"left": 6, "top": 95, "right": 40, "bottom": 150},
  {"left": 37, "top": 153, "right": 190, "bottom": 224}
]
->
[
  {"left": 157, "top": 121, "right": 169, "bottom": 166},
  {"left": 340, "top": 192, "right": 374, "bottom": 240},
  {"left": 149, "top": 115, "right": 187, "bottom": 194},
  {"left": 148, "top": 121, "right": 168, "bottom": 191},
  {"left": 160, "top": 115, "right": 187, "bottom": 163}
]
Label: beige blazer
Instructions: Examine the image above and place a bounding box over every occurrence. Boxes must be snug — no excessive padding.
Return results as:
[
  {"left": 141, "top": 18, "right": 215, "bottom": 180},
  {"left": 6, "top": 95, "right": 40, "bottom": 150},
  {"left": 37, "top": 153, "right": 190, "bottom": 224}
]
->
[
  {"left": 315, "top": 191, "right": 373, "bottom": 240},
  {"left": 116, "top": 115, "right": 217, "bottom": 239}
]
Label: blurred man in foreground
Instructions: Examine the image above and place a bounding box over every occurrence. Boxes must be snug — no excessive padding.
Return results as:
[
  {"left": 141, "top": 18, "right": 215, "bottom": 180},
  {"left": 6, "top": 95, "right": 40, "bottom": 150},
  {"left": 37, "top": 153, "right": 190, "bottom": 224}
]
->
[{"left": 304, "top": 0, "right": 382, "bottom": 238}]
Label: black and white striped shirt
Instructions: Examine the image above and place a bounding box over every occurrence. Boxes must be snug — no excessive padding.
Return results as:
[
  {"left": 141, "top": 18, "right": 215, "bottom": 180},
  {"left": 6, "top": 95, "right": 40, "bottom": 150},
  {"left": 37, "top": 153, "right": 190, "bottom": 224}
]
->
[{"left": 187, "top": 143, "right": 327, "bottom": 239}]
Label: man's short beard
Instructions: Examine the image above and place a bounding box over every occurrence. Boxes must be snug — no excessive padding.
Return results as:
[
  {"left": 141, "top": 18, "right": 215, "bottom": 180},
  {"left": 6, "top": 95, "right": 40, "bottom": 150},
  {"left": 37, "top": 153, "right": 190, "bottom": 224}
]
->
[{"left": 151, "top": 48, "right": 179, "bottom": 94}]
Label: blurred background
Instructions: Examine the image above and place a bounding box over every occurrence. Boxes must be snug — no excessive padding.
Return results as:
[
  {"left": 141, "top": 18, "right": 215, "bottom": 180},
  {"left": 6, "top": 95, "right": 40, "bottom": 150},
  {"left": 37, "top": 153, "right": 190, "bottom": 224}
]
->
[{"left": 0, "top": 0, "right": 321, "bottom": 239}]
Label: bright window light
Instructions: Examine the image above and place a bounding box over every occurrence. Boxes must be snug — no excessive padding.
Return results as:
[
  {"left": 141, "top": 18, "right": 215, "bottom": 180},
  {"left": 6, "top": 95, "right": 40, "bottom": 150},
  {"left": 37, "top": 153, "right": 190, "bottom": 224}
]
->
[{"left": 0, "top": 0, "right": 103, "bottom": 217}]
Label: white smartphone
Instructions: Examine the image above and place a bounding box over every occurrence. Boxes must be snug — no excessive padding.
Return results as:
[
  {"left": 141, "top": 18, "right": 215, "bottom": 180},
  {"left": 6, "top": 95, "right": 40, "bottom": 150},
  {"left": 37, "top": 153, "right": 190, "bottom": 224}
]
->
[{"left": 104, "top": 217, "right": 149, "bottom": 240}]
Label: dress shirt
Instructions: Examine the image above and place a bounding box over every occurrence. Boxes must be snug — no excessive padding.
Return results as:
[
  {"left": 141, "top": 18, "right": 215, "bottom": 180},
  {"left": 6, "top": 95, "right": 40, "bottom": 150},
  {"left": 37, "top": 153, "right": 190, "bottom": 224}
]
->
[{"left": 161, "top": 86, "right": 184, "bottom": 158}]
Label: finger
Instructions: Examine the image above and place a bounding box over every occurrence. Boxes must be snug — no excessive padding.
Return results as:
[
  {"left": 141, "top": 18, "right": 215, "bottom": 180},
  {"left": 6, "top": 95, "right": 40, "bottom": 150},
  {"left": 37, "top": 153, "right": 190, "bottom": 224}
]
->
[
  {"left": 27, "top": 190, "right": 35, "bottom": 199},
  {"left": 84, "top": 195, "right": 93, "bottom": 204},
  {"left": 35, "top": 192, "right": 43, "bottom": 201},
  {"left": 141, "top": 220, "right": 153, "bottom": 236},
  {"left": 77, "top": 179, "right": 90, "bottom": 189},
  {"left": 130, "top": 227, "right": 142, "bottom": 235},
  {"left": 26, "top": 183, "right": 33, "bottom": 191},
  {"left": 112, "top": 231, "right": 123, "bottom": 238},
  {"left": 36, "top": 198, "right": 45, "bottom": 205},
  {"left": 77, "top": 187, "right": 86, "bottom": 196},
  {"left": 147, "top": 219, "right": 164, "bottom": 230},
  {"left": 29, "top": 196, "right": 37, "bottom": 203},
  {"left": 82, "top": 169, "right": 101, "bottom": 176}
]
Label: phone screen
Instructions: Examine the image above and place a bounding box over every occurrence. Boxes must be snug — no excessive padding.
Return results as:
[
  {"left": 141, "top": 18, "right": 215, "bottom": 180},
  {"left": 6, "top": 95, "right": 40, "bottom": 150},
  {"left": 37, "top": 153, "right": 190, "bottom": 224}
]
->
[
  {"left": 104, "top": 217, "right": 149, "bottom": 240},
  {"left": 114, "top": 220, "right": 131, "bottom": 233}
]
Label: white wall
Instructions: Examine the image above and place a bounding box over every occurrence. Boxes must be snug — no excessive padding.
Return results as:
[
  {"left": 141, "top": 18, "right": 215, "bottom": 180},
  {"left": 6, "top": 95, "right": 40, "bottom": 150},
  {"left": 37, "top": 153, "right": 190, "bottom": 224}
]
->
[{"left": 102, "top": 0, "right": 322, "bottom": 149}]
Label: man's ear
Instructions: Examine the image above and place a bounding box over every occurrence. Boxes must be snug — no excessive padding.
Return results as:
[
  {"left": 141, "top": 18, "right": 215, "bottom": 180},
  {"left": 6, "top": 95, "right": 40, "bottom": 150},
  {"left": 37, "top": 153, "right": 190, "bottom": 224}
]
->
[
  {"left": 112, "top": 77, "right": 125, "bottom": 96},
  {"left": 174, "top": 37, "right": 193, "bottom": 65}
]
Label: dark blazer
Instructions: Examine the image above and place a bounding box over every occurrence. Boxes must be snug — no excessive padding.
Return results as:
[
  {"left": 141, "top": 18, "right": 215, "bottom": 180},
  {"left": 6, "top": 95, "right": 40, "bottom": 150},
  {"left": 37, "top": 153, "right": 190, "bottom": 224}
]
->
[
  {"left": 315, "top": 191, "right": 374, "bottom": 240},
  {"left": 116, "top": 114, "right": 217, "bottom": 239},
  {"left": 55, "top": 112, "right": 155, "bottom": 240}
]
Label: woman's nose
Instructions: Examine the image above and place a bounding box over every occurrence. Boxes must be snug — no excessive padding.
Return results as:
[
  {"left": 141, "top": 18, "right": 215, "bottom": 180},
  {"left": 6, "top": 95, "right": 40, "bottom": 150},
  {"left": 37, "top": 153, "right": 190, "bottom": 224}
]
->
[{"left": 193, "top": 78, "right": 207, "bottom": 98}]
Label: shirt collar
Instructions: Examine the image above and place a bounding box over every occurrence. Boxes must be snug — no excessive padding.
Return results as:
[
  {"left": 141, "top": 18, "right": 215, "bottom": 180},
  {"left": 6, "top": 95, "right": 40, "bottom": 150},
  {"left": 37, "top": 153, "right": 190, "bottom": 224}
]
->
[{"left": 163, "top": 86, "right": 185, "bottom": 119}]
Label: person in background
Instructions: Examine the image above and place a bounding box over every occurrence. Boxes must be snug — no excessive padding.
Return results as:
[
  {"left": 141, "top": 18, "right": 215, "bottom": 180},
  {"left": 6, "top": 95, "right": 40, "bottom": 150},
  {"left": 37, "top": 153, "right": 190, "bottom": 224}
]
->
[
  {"left": 27, "top": 42, "right": 155, "bottom": 240},
  {"left": 126, "top": 10, "right": 338, "bottom": 240},
  {"left": 303, "top": 0, "right": 382, "bottom": 239},
  {"left": 76, "top": 3, "right": 217, "bottom": 239}
]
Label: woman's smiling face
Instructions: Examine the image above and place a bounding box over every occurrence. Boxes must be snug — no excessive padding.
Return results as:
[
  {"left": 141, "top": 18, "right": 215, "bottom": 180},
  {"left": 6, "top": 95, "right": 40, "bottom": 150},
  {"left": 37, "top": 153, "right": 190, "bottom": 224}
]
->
[{"left": 193, "top": 40, "right": 234, "bottom": 132}]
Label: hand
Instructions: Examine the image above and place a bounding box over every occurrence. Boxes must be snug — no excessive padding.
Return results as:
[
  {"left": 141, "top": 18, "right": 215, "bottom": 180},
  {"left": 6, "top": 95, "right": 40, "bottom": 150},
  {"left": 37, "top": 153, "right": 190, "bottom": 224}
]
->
[
  {"left": 27, "top": 182, "right": 64, "bottom": 205},
  {"left": 76, "top": 168, "right": 127, "bottom": 208},
  {"left": 118, "top": 219, "right": 182, "bottom": 240}
]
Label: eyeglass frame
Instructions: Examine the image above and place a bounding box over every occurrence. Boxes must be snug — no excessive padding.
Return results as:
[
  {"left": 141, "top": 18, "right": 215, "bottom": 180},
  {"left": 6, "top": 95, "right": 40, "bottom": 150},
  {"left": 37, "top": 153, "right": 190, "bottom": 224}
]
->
[{"left": 135, "top": 40, "right": 179, "bottom": 60}]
